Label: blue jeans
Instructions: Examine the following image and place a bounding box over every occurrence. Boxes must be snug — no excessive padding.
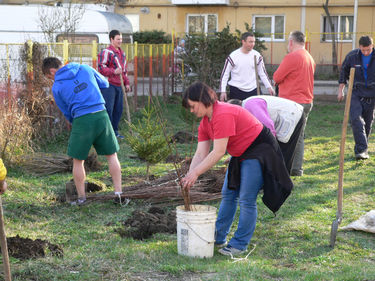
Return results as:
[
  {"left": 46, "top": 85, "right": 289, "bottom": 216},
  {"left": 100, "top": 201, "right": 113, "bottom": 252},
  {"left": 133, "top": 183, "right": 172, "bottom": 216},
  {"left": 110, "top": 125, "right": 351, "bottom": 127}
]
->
[
  {"left": 215, "top": 159, "right": 263, "bottom": 250},
  {"left": 100, "top": 84, "right": 123, "bottom": 135},
  {"left": 350, "top": 95, "right": 375, "bottom": 154}
]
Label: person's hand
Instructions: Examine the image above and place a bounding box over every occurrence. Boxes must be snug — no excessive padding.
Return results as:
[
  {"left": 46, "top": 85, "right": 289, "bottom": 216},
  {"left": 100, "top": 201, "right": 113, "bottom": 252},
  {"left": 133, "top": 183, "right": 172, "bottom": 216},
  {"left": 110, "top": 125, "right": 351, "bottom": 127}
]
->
[
  {"left": 220, "top": 92, "right": 227, "bottom": 102},
  {"left": 0, "top": 180, "right": 7, "bottom": 195},
  {"left": 181, "top": 170, "right": 198, "bottom": 190},
  {"left": 337, "top": 88, "right": 345, "bottom": 102},
  {"left": 125, "top": 85, "right": 131, "bottom": 92},
  {"left": 114, "top": 67, "right": 122, "bottom": 75},
  {"left": 267, "top": 87, "right": 275, "bottom": 96}
]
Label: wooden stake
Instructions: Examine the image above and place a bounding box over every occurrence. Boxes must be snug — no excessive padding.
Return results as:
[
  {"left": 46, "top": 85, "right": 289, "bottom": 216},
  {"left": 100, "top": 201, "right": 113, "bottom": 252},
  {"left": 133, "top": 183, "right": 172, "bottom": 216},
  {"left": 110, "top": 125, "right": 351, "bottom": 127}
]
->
[{"left": 0, "top": 196, "right": 11, "bottom": 281}]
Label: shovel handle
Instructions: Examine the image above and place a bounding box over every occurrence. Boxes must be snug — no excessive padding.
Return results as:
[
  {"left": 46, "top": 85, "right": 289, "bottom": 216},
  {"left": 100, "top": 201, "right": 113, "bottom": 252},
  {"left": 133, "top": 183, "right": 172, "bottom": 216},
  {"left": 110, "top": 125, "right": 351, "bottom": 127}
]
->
[
  {"left": 337, "top": 67, "right": 355, "bottom": 216},
  {"left": 119, "top": 74, "right": 132, "bottom": 125},
  {"left": 254, "top": 55, "right": 260, "bottom": 95},
  {"left": 0, "top": 197, "right": 11, "bottom": 281}
]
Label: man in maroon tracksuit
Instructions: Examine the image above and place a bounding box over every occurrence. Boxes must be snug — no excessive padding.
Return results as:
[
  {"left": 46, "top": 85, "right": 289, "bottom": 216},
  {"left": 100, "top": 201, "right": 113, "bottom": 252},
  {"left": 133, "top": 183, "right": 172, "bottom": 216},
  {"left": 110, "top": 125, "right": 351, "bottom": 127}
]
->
[{"left": 98, "top": 29, "right": 130, "bottom": 139}]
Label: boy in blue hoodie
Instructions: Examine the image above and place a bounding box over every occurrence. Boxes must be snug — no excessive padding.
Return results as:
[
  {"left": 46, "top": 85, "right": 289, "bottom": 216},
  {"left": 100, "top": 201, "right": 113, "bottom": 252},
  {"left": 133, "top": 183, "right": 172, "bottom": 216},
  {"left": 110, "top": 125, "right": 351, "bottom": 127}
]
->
[{"left": 42, "top": 57, "right": 123, "bottom": 206}]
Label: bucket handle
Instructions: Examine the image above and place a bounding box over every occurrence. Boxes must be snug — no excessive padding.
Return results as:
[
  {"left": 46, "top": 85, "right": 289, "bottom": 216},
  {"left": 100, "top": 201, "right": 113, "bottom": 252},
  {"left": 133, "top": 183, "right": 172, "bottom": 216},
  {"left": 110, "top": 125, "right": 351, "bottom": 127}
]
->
[{"left": 181, "top": 220, "right": 215, "bottom": 244}]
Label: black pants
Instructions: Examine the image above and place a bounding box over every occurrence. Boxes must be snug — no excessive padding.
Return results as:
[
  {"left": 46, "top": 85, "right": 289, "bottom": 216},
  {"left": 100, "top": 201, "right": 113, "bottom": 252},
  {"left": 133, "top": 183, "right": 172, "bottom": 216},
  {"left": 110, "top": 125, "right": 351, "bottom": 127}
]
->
[
  {"left": 229, "top": 86, "right": 259, "bottom": 101},
  {"left": 278, "top": 115, "right": 305, "bottom": 174}
]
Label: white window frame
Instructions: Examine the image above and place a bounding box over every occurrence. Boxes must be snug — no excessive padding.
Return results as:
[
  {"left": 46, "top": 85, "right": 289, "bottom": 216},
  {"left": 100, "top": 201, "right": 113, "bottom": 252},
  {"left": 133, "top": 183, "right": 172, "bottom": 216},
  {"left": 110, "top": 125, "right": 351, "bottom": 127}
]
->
[
  {"left": 321, "top": 14, "right": 354, "bottom": 42},
  {"left": 186, "top": 14, "right": 218, "bottom": 34},
  {"left": 252, "top": 15, "right": 285, "bottom": 42}
]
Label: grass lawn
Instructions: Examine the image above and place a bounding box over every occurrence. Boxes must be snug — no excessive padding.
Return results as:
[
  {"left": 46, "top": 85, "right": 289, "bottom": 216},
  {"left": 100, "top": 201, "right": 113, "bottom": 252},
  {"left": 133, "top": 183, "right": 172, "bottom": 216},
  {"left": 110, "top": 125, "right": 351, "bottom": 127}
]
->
[{"left": 2, "top": 98, "right": 375, "bottom": 281}]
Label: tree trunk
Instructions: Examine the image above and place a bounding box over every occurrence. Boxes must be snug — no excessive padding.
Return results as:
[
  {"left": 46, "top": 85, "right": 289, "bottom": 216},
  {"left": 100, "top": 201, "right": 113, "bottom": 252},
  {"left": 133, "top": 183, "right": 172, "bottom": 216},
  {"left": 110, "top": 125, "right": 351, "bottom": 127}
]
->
[{"left": 323, "top": 0, "right": 339, "bottom": 73}]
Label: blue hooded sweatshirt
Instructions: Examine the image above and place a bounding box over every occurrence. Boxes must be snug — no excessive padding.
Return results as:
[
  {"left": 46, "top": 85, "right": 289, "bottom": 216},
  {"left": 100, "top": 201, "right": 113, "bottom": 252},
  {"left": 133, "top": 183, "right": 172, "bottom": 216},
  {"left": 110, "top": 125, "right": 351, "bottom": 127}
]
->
[{"left": 52, "top": 63, "right": 109, "bottom": 123}]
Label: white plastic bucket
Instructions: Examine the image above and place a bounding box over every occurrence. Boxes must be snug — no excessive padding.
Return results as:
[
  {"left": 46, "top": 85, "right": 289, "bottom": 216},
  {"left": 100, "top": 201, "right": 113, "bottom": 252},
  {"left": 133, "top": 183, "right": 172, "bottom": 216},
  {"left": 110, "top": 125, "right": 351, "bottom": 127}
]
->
[{"left": 176, "top": 204, "right": 217, "bottom": 258}]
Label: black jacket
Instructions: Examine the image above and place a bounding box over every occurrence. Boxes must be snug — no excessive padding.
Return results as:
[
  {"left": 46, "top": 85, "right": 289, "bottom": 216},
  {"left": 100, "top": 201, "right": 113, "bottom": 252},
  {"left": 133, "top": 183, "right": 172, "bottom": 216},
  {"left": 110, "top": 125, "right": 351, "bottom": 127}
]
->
[
  {"left": 227, "top": 126, "right": 293, "bottom": 214},
  {"left": 339, "top": 48, "right": 375, "bottom": 98}
]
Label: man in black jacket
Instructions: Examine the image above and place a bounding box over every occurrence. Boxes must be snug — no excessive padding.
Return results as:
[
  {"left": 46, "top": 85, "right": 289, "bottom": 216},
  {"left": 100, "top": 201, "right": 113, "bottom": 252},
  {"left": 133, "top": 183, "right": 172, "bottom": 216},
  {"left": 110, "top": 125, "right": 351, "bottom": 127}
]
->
[{"left": 338, "top": 36, "right": 375, "bottom": 160}]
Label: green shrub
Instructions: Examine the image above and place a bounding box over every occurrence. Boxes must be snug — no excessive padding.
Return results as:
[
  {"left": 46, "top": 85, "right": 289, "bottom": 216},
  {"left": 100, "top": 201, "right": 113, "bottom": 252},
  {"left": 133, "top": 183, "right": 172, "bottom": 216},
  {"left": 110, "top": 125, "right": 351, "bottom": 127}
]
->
[{"left": 133, "top": 30, "right": 171, "bottom": 44}]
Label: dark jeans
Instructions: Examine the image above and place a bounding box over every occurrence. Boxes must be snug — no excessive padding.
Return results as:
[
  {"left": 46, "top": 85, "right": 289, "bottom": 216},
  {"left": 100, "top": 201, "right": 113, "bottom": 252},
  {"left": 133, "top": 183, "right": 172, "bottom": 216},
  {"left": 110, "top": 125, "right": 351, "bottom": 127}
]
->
[
  {"left": 278, "top": 115, "right": 305, "bottom": 174},
  {"left": 291, "top": 103, "right": 313, "bottom": 173},
  {"left": 350, "top": 95, "right": 375, "bottom": 154},
  {"left": 100, "top": 84, "right": 123, "bottom": 135},
  {"left": 229, "top": 86, "right": 259, "bottom": 101}
]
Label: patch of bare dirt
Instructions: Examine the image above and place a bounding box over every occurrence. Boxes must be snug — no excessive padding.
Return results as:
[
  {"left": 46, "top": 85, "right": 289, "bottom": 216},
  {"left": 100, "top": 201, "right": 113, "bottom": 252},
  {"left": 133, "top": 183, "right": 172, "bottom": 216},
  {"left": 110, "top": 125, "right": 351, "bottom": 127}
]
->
[
  {"left": 171, "top": 131, "right": 196, "bottom": 144},
  {"left": 116, "top": 207, "right": 176, "bottom": 240},
  {"left": 7, "top": 235, "right": 63, "bottom": 260}
]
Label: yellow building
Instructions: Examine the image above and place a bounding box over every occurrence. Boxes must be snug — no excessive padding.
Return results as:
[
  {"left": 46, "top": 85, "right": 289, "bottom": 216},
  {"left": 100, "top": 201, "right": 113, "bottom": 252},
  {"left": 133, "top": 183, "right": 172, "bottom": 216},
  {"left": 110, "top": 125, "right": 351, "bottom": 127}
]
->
[
  {"left": 118, "top": 0, "right": 374, "bottom": 65},
  {"left": 2, "top": 1, "right": 375, "bottom": 65}
]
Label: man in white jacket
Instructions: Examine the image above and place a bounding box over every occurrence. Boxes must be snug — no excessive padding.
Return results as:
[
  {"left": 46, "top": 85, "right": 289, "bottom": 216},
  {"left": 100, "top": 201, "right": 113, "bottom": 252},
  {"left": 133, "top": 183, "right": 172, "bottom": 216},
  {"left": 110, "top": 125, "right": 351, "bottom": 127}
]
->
[{"left": 220, "top": 32, "right": 274, "bottom": 101}]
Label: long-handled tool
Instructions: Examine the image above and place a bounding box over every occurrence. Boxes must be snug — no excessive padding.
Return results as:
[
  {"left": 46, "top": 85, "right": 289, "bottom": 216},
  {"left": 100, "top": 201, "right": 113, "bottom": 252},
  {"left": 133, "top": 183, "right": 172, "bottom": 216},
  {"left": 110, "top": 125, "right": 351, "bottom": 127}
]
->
[
  {"left": 330, "top": 67, "right": 355, "bottom": 247},
  {"left": 119, "top": 74, "right": 132, "bottom": 125},
  {"left": 0, "top": 196, "right": 11, "bottom": 281},
  {"left": 254, "top": 55, "right": 260, "bottom": 95}
]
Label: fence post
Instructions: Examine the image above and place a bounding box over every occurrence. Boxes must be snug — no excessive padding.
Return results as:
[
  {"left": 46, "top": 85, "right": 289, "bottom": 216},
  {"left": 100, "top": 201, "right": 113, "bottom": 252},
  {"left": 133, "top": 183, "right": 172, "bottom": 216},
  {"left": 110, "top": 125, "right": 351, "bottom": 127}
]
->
[
  {"left": 6, "top": 44, "right": 11, "bottom": 110},
  {"left": 133, "top": 42, "right": 138, "bottom": 109},
  {"left": 27, "top": 40, "right": 33, "bottom": 97},
  {"left": 63, "top": 40, "right": 69, "bottom": 64},
  {"left": 171, "top": 30, "right": 175, "bottom": 93},
  {"left": 149, "top": 44, "right": 153, "bottom": 96},
  {"left": 92, "top": 40, "right": 98, "bottom": 69},
  {"left": 162, "top": 44, "right": 166, "bottom": 99}
]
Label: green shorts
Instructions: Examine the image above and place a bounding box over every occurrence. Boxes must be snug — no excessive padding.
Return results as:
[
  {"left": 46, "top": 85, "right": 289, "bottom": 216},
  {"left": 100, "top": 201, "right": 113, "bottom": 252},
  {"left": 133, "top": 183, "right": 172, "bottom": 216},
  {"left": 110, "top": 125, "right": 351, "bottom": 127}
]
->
[{"left": 67, "top": 110, "right": 119, "bottom": 160}]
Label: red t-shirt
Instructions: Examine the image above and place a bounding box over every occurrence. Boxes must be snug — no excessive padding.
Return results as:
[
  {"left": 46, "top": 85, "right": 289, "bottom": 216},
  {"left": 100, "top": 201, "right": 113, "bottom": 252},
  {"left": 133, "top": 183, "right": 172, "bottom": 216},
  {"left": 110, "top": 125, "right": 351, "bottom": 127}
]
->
[{"left": 198, "top": 102, "right": 263, "bottom": 157}]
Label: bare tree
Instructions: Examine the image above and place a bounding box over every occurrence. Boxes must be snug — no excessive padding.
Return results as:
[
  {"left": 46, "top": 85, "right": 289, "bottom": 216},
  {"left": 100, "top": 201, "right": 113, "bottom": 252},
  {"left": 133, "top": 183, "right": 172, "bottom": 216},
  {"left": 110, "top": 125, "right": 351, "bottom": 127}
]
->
[
  {"left": 38, "top": 3, "right": 85, "bottom": 43},
  {"left": 323, "top": 0, "right": 338, "bottom": 73}
]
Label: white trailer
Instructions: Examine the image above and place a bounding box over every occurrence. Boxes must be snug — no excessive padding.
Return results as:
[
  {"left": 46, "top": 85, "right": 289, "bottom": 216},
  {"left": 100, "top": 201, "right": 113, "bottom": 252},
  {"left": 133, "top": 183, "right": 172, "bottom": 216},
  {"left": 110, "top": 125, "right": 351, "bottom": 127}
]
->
[{"left": 0, "top": 4, "right": 133, "bottom": 44}]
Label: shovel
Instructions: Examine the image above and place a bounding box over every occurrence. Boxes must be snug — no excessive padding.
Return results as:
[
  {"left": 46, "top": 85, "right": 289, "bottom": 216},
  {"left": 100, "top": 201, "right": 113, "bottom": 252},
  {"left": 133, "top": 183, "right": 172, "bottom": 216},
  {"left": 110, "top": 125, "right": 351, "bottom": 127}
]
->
[
  {"left": 0, "top": 196, "right": 11, "bottom": 281},
  {"left": 119, "top": 74, "right": 132, "bottom": 125},
  {"left": 254, "top": 55, "right": 260, "bottom": 95},
  {"left": 330, "top": 67, "right": 355, "bottom": 247}
]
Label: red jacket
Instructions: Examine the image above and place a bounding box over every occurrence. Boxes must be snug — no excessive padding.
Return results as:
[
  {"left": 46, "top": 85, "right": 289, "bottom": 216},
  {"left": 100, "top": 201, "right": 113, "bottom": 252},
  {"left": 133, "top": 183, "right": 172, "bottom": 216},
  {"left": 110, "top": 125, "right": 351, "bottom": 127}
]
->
[{"left": 98, "top": 45, "right": 130, "bottom": 87}]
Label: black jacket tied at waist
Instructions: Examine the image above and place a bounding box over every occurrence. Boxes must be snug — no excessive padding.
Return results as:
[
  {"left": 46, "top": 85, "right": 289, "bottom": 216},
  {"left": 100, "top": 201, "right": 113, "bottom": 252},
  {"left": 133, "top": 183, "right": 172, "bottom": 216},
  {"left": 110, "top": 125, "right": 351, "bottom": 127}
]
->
[{"left": 227, "top": 126, "right": 293, "bottom": 214}]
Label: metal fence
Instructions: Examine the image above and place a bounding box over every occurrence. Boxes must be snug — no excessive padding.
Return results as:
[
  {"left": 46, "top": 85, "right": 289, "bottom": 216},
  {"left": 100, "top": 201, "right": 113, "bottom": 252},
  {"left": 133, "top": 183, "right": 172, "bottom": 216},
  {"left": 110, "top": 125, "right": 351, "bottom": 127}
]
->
[{"left": 0, "top": 40, "right": 180, "bottom": 110}]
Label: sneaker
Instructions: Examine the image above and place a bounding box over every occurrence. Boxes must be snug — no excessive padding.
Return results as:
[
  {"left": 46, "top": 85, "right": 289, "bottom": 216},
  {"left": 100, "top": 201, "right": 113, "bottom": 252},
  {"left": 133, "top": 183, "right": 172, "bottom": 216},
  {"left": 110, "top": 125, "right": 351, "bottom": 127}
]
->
[
  {"left": 70, "top": 197, "right": 87, "bottom": 206},
  {"left": 355, "top": 151, "right": 369, "bottom": 160},
  {"left": 290, "top": 169, "right": 303, "bottom": 176},
  {"left": 218, "top": 245, "right": 246, "bottom": 256},
  {"left": 214, "top": 241, "right": 227, "bottom": 249},
  {"left": 116, "top": 134, "right": 125, "bottom": 140},
  {"left": 113, "top": 194, "right": 130, "bottom": 206}
]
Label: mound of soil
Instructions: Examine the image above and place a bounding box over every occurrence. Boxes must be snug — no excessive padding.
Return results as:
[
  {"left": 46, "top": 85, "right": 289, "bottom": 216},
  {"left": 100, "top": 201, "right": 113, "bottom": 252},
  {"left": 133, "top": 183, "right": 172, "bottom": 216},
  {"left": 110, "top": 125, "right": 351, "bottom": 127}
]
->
[
  {"left": 7, "top": 235, "right": 63, "bottom": 260},
  {"left": 117, "top": 207, "right": 176, "bottom": 240}
]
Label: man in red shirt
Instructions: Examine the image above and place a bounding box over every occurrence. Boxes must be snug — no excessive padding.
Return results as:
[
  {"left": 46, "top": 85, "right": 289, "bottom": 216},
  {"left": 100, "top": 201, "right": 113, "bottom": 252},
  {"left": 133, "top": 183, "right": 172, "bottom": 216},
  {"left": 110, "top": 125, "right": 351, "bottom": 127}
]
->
[
  {"left": 273, "top": 30, "right": 316, "bottom": 176},
  {"left": 98, "top": 30, "right": 131, "bottom": 139}
]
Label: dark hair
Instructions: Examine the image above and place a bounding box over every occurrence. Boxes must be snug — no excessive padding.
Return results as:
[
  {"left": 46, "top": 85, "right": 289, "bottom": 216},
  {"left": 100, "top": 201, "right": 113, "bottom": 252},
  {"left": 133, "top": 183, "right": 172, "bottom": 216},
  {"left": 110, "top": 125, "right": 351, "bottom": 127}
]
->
[
  {"left": 42, "top": 57, "right": 62, "bottom": 75},
  {"left": 182, "top": 81, "right": 217, "bottom": 109},
  {"left": 241, "top": 32, "right": 254, "bottom": 42},
  {"left": 359, "top": 36, "right": 373, "bottom": 47},
  {"left": 109, "top": 30, "right": 121, "bottom": 40},
  {"left": 289, "top": 30, "right": 305, "bottom": 44},
  {"left": 227, "top": 99, "right": 242, "bottom": 106}
]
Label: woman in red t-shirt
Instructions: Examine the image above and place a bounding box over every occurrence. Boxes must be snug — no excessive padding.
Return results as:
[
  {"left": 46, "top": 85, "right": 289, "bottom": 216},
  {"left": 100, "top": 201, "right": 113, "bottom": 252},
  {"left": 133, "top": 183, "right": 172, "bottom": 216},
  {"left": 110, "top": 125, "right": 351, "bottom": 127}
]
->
[{"left": 181, "top": 82, "right": 264, "bottom": 256}]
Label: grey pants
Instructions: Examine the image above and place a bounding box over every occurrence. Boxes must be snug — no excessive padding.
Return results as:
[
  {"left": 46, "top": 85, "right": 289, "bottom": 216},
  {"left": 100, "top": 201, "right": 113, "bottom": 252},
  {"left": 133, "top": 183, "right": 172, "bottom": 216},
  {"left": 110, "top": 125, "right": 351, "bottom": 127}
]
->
[{"left": 291, "top": 103, "right": 313, "bottom": 173}]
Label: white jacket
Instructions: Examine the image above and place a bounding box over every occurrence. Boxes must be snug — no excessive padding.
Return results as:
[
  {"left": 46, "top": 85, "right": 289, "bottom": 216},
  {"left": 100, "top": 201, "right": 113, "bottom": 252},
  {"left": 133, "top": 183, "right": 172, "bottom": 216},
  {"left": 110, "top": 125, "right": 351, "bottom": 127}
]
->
[{"left": 244, "top": 95, "right": 304, "bottom": 143}]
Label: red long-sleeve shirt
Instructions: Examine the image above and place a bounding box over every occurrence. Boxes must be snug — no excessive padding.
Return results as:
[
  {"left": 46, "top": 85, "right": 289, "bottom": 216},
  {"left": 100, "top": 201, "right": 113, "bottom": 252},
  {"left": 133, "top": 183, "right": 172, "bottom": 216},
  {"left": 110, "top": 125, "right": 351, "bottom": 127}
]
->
[
  {"left": 98, "top": 45, "right": 130, "bottom": 87},
  {"left": 273, "top": 49, "right": 315, "bottom": 104}
]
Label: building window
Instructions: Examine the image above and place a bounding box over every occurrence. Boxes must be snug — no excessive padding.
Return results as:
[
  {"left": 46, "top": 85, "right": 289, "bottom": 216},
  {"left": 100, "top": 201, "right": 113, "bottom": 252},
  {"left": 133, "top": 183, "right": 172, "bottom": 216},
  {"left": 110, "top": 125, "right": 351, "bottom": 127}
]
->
[
  {"left": 322, "top": 15, "right": 353, "bottom": 42},
  {"left": 253, "top": 15, "right": 285, "bottom": 41},
  {"left": 187, "top": 14, "right": 217, "bottom": 34}
]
